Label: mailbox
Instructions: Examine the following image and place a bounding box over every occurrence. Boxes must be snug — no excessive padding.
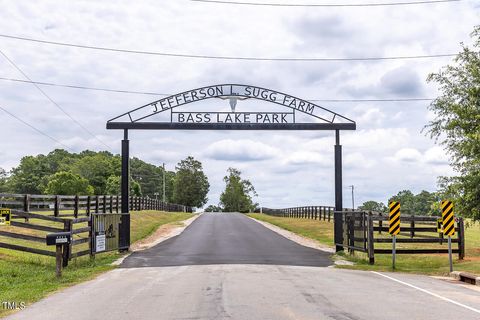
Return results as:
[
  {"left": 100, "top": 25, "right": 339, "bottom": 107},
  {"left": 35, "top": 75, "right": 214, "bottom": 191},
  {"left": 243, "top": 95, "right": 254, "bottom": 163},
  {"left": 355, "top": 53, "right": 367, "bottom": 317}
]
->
[{"left": 46, "top": 232, "right": 72, "bottom": 246}]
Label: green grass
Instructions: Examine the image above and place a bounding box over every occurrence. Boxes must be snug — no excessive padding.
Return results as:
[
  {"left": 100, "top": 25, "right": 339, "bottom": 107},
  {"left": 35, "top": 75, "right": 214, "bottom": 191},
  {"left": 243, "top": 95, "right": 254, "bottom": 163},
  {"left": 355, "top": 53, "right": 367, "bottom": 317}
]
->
[
  {"left": 248, "top": 213, "right": 334, "bottom": 247},
  {"left": 248, "top": 213, "right": 480, "bottom": 275},
  {"left": 0, "top": 210, "right": 193, "bottom": 317}
]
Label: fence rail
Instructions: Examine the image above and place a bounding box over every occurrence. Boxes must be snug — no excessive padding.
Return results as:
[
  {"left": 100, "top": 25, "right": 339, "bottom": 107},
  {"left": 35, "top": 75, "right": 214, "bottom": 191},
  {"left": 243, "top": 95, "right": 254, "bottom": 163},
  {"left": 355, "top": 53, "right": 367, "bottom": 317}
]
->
[
  {"left": 261, "top": 206, "right": 335, "bottom": 221},
  {"left": 0, "top": 193, "right": 193, "bottom": 266}
]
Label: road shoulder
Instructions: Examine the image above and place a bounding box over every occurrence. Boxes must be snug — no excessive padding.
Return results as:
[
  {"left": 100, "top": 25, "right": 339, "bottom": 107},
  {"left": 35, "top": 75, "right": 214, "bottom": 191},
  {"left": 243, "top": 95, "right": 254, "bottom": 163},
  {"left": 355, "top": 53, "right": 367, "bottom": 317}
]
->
[{"left": 248, "top": 215, "right": 335, "bottom": 253}]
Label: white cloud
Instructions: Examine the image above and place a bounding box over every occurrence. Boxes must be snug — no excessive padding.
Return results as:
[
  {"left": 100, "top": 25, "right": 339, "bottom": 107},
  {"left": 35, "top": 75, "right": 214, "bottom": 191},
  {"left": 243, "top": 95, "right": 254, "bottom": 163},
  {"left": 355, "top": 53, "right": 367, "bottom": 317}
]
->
[
  {"left": 284, "top": 151, "right": 331, "bottom": 166},
  {"left": 0, "top": 1, "right": 478, "bottom": 207},
  {"left": 394, "top": 148, "right": 423, "bottom": 162},
  {"left": 204, "top": 139, "right": 279, "bottom": 162},
  {"left": 423, "top": 146, "right": 450, "bottom": 165}
]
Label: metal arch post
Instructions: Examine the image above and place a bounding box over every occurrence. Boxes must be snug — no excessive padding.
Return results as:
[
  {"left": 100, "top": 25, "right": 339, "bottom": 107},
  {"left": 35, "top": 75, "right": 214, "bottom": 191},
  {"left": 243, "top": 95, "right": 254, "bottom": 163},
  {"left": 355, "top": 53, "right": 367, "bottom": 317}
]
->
[
  {"left": 334, "top": 129, "right": 344, "bottom": 252},
  {"left": 119, "top": 129, "right": 130, "bottom": 251}
]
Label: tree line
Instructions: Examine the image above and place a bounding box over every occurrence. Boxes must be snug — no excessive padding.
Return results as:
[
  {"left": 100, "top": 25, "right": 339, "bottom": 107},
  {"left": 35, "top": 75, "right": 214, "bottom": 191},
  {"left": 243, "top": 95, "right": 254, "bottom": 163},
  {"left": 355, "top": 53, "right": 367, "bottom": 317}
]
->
[
  {"left": 0, "top": 150, "right": 211, "bottom": 208},
  {"left": 359, "top": 190, "right": 439, "bottom": 216},
  {"left": 0, "top": 149, "right": 258, "bottom": 211}
]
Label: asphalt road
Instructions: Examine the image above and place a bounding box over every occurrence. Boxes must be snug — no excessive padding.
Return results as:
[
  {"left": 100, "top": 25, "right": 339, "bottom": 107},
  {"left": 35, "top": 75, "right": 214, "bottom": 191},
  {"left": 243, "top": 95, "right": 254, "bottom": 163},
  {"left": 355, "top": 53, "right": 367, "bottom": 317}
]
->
[
  {"left": 7, "top": 213, "right": 480, "bottom": 320},
  {"left": 121, "top": 212, "right": 332, "bottom": 268}
]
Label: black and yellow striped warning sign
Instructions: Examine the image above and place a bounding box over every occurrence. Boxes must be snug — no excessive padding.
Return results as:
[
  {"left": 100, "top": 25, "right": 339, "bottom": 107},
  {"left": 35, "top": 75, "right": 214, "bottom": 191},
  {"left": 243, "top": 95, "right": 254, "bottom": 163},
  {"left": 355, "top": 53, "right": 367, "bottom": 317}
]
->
[
  {"left": 389, "top": 201, "right": 400, "bottom": 235},
  {"left": 0, "top": 208, "right": 11, "bottom": 226},
  {"left": 441, "top": 200, "right": 455, "bottom": 236}
]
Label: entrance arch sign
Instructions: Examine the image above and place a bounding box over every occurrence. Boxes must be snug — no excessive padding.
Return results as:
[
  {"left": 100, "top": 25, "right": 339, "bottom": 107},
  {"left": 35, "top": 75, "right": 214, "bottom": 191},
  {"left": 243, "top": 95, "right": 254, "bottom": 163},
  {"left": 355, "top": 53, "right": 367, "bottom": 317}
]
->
[
  {"left": 106, "top": 84, "right": 355, "bottom": 252},
  {"left": 106, "top": 84, "right": 356, "bottom": 131}
]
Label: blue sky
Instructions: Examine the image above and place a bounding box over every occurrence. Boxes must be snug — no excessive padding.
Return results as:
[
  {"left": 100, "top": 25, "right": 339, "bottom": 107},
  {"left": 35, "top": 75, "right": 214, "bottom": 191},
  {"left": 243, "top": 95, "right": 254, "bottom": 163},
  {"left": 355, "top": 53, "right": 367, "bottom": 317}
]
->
[{"left": 0, "top": 0, "right": 478, "bottom": 208}]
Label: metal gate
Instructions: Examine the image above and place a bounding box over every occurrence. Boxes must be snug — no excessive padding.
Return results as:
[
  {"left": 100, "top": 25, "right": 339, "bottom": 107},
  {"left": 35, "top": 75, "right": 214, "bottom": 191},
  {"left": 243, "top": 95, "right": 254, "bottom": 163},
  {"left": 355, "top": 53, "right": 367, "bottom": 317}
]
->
[
  {"left": 341, "top": 211, "right": 368, "bottom": 253},
  {"left": 91, "top": 213, "right": 128, "bottom": 253}
]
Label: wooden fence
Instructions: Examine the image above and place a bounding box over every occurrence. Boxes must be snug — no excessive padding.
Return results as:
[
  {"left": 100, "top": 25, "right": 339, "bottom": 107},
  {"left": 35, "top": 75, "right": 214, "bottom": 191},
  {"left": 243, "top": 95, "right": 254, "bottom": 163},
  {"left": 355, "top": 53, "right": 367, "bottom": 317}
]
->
[
  {"left": 0, "top": 193, "right": 193, "bottom": 265},
  {"left": 261, "top": 206, "right": 336, "bottom": 221},
  {"left": 260, "top": 206, "right": 465, "bottom": 264}
]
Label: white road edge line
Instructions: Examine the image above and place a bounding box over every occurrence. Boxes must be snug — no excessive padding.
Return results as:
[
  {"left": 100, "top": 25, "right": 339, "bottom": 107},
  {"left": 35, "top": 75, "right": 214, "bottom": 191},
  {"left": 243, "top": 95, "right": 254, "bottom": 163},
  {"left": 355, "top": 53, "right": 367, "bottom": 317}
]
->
[{"left": 372, "top": 271, "right": 480, "bottom": 314}]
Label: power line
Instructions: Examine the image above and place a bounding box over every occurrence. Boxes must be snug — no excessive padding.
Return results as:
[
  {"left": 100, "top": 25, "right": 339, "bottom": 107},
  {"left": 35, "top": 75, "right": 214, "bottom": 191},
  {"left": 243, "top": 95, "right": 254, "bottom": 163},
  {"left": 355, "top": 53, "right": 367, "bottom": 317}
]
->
[
  {"left": 0, "top": 77, "right": 169, "bottom": 96},
  {"left": 0, "top": 76, "right": 435, "bottom": 102},
  {"left": 0, "top": 105, "right": 72, "bottom": 151},
  {"left": 190, "top": 0, "right": 461, "bottom": 7},
  {"left": 0, "top": 34, "right": 456, "bottom": 62},
  {"left": 0, "top": 50, "right": 112, "bottom": 150}
]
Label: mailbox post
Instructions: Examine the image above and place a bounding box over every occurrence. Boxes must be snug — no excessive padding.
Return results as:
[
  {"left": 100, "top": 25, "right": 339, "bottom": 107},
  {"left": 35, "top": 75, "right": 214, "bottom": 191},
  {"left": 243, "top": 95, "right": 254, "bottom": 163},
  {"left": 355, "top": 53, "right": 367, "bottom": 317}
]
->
[{"left": 46, "top": 232, "right": 72, "bottom": 278}]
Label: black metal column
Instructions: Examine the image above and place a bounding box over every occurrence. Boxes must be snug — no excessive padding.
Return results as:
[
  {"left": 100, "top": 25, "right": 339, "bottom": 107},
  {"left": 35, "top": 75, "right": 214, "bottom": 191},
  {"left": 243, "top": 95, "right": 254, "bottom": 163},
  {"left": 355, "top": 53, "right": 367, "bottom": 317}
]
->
[
  {"left": 334, "top": 130, "right": 344, "bottom": 252},
  {"left": 119, "top": 129, "right": 130, "bottom": 250}
]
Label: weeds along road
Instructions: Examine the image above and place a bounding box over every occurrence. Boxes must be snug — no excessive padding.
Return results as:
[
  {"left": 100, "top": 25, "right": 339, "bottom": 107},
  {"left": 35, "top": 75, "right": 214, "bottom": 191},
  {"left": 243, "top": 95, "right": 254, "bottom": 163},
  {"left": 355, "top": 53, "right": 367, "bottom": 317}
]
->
[{"left": 7, "top": 213, "right": 480, "bottom": 320}]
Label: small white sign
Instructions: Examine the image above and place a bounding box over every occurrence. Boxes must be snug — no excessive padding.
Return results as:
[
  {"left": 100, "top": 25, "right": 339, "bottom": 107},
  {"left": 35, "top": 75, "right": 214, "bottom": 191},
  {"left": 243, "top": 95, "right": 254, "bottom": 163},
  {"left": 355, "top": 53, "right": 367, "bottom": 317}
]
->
[
  {"left": 56, "top": 237, "right": 68, "bottom": 244},
  {"left": 96, "top": 234, "right": 106, "bottom": 252}
]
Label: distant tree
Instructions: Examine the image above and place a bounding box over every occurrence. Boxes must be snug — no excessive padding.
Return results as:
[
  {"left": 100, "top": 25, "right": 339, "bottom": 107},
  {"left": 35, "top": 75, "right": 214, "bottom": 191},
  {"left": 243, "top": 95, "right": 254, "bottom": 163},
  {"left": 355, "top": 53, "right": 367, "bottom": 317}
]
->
[
  {"left": 173, "top": 156, "right": 209, "bottom": 207},
  {"left": 71, "top": 153, "right": 120, "bottom": 194},
  {"left": 45, "top": 171, "right": 94, "bottom": 195},
  {"left": 358, "top": 201, "right": 387, "bottom": 213},
  {"left": 7, "top": 155, "right": 50, "bottom": 194},
  {"left": 413, "top": 190, "right": 439, "bottom": 216},
  {"left": 105, "top": 175, "right": 143, "bottom": 196},
  {"left": 204, "top": 204, "right": 223, "bottom": 212},
  {"left": 130, "top": 158, "right": 166, "bottom": 197},
  {"left": 105, "top": 175, "right": 121, "bottom": 195},
  {"left": 389, "top": 190, "right": 416, "bottom": 214},
  {"left": 0, "top": 168, "right": 8, "bottom": 192},
  {"left": 220, "top": 168, "right": 257, "bottom": 213},
  {"left": 426, "top": 26, "right": 480, "bottom": 219},
  {"left": 388, "top": 190, "right": 439, "bottom": 215},
  {"left": 131, "top": 180, "right": 142, "bottom": 196}
]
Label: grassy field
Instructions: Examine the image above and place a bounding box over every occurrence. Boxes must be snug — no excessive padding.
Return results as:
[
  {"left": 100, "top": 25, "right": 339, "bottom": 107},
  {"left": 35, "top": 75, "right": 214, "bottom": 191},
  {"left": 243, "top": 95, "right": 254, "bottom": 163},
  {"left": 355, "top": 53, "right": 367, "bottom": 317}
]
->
[
  {"left": 0, "top": 210, "right": 193, "bottom": 317},
  {"left": 248, "top": 213, "right": 480, "bottom": 275}
]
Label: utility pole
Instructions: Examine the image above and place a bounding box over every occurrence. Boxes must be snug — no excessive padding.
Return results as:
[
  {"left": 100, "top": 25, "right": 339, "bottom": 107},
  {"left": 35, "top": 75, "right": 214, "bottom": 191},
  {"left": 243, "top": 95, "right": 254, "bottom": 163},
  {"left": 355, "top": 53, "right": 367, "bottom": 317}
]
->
[
  {"left": 162, "top": 163, "right": 166, "bottom": 202},
  {"left": 349, "top": 185, "right": 355, "bottom": 210}
]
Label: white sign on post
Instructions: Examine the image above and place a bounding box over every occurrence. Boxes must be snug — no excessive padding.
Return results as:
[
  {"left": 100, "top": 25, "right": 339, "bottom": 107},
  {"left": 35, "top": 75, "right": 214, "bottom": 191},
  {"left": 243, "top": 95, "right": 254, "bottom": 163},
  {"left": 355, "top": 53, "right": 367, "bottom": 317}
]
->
[{"left": 96, "top": 234, "right": 106, "bottom": 252}]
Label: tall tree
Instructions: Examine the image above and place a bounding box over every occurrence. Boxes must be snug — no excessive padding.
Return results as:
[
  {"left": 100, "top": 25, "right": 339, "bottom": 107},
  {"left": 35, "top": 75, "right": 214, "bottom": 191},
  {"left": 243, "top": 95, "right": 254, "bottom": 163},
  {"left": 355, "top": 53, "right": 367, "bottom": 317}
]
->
[
  {"left": 220, "top": 168, "right": 257, "bottom": 213},
  {"left": 172, "top": 156, "right": 209, "bottom": 207},
  {"left": 358, "top": 201, "right": 387, "bottom": 213},
  {"left": 45, "top": 171, "right": 94, "bottom": 195},
  {"left": 71, "top": 153, "right": 120, "bottom": 194},
  {"left": 7, "top": 155, "right": 50, "bottom": 194},
  {"left": 426, "top": 26, "right": 480, "bottom": 219},
  {"left": 0, "top": 168, "right": 8, "bottom": 192}
]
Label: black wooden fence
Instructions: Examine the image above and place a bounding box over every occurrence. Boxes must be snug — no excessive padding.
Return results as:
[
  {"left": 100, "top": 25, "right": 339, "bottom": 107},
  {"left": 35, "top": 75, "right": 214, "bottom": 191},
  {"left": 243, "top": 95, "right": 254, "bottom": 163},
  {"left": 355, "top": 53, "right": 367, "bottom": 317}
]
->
[
  {"left": 260, "top": 206, "right": 465, "bottom": 264},
  {"left": 0, "top": 193, "right": 193, "bottom": 265},
  {"left": 261, "top": 206, "right": 335, "bottom": 221}
]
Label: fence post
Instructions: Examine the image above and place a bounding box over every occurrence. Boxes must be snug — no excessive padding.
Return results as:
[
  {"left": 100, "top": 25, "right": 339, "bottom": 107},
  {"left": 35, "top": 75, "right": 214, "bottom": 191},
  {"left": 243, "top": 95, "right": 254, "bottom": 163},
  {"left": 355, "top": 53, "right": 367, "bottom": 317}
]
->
[
  {"left": 102, "top": 196, "right": 107, "bottom": 213},
  {"left": 23, "top": 194, "right": 30, "bottom": 222},
  {"left": 54, "top": 195, "right": 60, "bottom": 217},
  {"left": 95, "top": 195, "right": 99, "bottom": 213},
  {"left": 86, "top": 195, "right": 91, "bottom": 216},
  {"left": 458, "top": 218, "right": 465, "bottom": 260},
  {"left": 62, "top": 219, "right": 72, "bottom": 267},
  {"left": 410, "top": 214, "right": 415, "bottom": 238},
  {"left": 367, "top": 213, "right": 375, "bottom": 265},
  {"left": 328, "top": 207, "right": 331, "bottom": 222},
  {"left": 116, "top": 195, "right": 119, "bottom": 213},
  {"left": 74, "top": 195, "right": 79, "bottom": 218},
  {"left": 378, "top": 212, "right": 383, "bottom": 234},
  {"left": 88, "top": 215, "right": 94, "bottom": 258}
]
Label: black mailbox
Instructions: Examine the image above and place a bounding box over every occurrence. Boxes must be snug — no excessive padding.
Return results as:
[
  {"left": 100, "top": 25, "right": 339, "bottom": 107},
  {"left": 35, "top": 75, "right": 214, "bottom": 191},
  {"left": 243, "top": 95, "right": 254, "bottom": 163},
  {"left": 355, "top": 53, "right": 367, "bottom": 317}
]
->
[{"left": 46, "top": 232, "right": 72, "bottom": 246}]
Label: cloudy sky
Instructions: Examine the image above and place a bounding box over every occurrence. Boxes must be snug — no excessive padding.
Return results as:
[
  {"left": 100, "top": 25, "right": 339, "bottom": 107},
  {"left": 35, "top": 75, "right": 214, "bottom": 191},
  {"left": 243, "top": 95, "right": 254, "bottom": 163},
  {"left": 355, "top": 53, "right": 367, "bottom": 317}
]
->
[{"left": 0, "top": 0, "right": 479, "bottom": 208}]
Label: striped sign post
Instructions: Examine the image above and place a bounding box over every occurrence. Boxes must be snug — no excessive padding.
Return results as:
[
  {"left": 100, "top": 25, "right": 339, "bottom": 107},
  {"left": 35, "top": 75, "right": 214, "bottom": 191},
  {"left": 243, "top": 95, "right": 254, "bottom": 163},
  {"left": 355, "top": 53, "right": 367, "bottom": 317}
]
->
[
  {"left": 389, "top": 201, "right": 401, "bottom": 269},
  {"left": 441, "top": 200, "right": 455, "bottom": 272}
]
